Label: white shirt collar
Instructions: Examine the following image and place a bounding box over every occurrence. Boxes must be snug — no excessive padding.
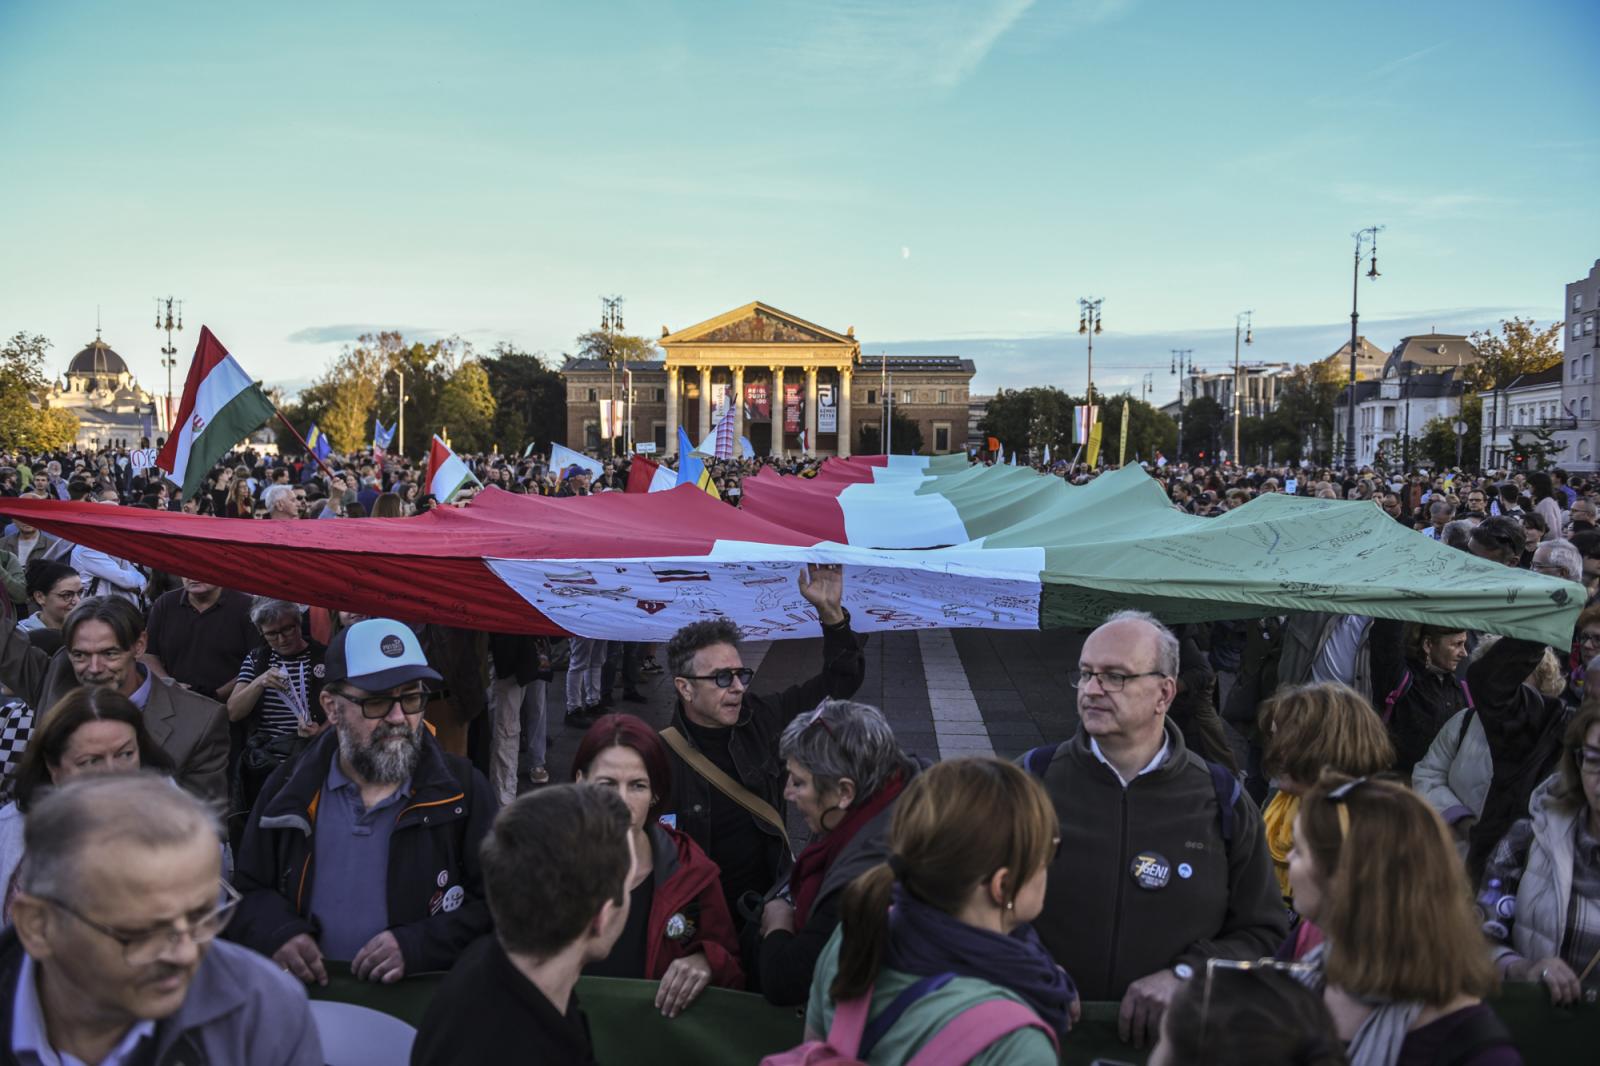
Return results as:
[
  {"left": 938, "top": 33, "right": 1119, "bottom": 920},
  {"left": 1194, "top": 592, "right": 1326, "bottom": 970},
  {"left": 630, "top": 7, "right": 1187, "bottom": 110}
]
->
[
  {"left": 1089, "top": 735, "right": 1170, "bottom": 788},
  {"left": 11, "top": 953, "right": 157, "bottom": 1066}
]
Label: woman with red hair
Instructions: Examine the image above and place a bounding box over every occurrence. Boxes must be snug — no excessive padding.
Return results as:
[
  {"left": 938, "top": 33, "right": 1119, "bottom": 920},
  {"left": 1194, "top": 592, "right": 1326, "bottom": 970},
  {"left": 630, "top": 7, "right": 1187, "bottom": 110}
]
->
[{"left": 573, "top": 713, "right": 744, "bottom": 1016}]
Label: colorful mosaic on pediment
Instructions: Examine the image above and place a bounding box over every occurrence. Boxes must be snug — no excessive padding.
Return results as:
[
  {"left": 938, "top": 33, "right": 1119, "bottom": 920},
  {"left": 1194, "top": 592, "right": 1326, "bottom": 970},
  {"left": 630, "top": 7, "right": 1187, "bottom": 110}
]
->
[{"left": 697, "top": 310, "right": 832, "bottom": 344}]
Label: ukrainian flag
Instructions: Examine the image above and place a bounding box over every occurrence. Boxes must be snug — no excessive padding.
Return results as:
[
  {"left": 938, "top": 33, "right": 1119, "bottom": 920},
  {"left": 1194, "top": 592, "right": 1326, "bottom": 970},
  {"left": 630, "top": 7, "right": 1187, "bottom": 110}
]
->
[
  {"left": 306, "top": 423, "right": 332, "bottom": 461},
  {"left": 677, "top": 428, "right": 719, "bottom": 498}
]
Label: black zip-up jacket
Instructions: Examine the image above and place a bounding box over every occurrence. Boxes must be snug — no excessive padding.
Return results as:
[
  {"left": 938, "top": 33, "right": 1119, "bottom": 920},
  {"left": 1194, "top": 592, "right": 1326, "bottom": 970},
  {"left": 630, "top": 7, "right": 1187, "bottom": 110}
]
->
[
  {"left": 1368, "top": 618, "right": 1473, "bottom": 775},
  {"left": 228, "top": 728, "right": 497, "bottom": 974},
  {"left": 1031, "top": 720, "right": 1286, "bottom": 1001},
  {"left": 664, "top": 612, "right": 865, "bottom": 893}
]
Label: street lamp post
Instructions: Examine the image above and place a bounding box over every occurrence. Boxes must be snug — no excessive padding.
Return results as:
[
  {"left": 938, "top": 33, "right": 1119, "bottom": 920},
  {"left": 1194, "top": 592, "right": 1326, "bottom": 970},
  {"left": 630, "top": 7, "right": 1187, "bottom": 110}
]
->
[
  {"left": 1171, "top": 348, "right": 1193, "bottom": 462},
  {"left": 1231, "top": 310, "right": 1253, "bottom": 466},
  {"left": 153, "top": 297, "right": 183, "bottom": 433},
  {"left": 1344, "top": 225, "right": 1384, "bottom": 470},
  {"left": 601, "top": 295, "right": 625, "bottom": 457},
  {"left": 1078, "top": 298, "right": 1104, "bottom": 409},
  {"left": 388, "top": 367, "right": 405, "bottom": 457}
]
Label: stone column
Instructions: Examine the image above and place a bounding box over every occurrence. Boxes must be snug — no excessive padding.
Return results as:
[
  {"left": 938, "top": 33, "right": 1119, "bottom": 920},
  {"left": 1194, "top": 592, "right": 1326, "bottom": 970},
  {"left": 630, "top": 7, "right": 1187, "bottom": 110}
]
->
[
  {"left": 697, "top": 365, "right": 712, "bottom": 445},
  {"left": 665, "top": 367, "right": 679, "bottom": 455},
  {"left": 805, "top": 366, "right": 819, "bottom": 454},
  {"left": 731, "top": 365, "right": 745, "bottom": 451},
  {"left": 770, "top": 365, "right": 785, "bottom": 456},
  {"left": 837, "top": 368, "right": 853, "bottom": 458}
]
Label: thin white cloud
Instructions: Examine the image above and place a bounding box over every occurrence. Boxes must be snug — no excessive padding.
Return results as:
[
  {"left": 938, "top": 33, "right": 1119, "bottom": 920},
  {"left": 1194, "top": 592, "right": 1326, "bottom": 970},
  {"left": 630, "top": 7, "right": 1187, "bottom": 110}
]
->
[
  {"left": 1330, "top": 182, "right": 1504, "bottom": 220},
  {"left": 1308, "top": 41, "right": 1446, "bottom": 107},
  {"left": 760, "top": 0, "right": 1130, "bottom": 91}
]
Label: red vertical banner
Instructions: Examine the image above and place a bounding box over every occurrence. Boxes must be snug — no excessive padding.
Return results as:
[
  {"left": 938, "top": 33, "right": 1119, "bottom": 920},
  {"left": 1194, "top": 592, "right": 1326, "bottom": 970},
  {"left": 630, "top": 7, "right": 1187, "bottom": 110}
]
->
[
  {"left": 745, "top": 381, "right": 770, "bottom": 419},
  {"left": 783, "top": 383, "right": 802, "bottom": 433}
]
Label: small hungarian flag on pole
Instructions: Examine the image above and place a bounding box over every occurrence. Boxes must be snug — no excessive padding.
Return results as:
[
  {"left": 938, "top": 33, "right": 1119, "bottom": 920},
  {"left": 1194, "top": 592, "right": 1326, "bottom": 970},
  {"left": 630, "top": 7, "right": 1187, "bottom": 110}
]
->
[
  {"left": 156, "top": 327, "right": 276, "bottom": 499},
  {"left": 427, "top": 434, "right": 482, "bottom": 503}
]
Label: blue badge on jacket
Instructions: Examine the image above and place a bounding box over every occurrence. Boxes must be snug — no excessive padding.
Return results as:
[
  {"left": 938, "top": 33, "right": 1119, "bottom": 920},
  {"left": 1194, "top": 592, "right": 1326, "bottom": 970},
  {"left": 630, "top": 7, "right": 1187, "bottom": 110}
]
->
[{"left": 1130, "top": 851, "right": 1171, "bottom": 890}]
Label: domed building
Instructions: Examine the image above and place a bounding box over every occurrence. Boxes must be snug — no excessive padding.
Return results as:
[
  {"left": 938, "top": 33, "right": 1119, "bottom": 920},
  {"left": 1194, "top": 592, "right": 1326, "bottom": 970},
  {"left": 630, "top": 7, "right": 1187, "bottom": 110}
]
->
[{"left": 38, "top": 330, "right": 160, "bottom": 449}]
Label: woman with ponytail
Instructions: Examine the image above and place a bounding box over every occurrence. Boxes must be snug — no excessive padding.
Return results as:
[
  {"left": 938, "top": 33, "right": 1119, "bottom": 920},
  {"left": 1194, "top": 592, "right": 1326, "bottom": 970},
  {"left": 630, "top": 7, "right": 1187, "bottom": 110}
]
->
[{"left": 801, "top": 757, "right": 1076, "bottom": 1065}]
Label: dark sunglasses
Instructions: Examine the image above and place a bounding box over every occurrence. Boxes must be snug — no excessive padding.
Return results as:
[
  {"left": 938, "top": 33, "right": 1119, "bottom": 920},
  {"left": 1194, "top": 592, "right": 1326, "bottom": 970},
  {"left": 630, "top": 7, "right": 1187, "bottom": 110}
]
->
[{"left": 678, "top": 667, "right": 754, "bottom": 689}]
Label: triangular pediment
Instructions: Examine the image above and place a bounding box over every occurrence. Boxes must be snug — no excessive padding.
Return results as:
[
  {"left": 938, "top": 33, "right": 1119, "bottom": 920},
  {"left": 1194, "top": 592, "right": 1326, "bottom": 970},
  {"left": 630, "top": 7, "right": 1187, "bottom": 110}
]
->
[{"left": 661, "top": 302, "right": 855, "bottom": 347}]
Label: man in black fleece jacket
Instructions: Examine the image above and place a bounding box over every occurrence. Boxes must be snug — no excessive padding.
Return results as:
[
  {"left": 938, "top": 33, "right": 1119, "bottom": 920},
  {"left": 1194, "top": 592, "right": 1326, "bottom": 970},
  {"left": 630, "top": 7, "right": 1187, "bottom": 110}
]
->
[{"left": 1031, "top": 611, "right": 1285, "bottom": 1051}]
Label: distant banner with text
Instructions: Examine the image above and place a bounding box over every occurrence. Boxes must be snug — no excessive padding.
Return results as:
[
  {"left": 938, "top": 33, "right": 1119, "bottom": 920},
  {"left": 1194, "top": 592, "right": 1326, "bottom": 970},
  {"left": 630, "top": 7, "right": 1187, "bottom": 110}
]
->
[
  {"left": 817, "top": 384, "right": 836, "bottom": 433},
  {"left": 784, "top": 383, "right": 802, "bottom": 433}
]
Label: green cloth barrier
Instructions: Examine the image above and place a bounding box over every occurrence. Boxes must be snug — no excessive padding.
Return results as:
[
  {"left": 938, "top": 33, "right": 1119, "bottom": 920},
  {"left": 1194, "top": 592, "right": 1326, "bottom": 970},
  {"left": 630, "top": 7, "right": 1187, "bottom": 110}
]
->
[{"left": 306, "top": 964, "right": 1600, "bottom": 1065}]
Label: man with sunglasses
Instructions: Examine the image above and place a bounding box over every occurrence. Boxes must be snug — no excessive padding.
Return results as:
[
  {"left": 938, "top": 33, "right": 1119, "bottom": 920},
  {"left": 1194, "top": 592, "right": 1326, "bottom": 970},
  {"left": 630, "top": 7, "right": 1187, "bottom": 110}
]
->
[
  {"left": 1, "top": 775, "right": 321, "bottom": 1065},
  {"left": 230, "top": 617, "right": 496, "bottom": 987},
  {"left": 662, "top": 564, "right": 862, "bottom": 931}
]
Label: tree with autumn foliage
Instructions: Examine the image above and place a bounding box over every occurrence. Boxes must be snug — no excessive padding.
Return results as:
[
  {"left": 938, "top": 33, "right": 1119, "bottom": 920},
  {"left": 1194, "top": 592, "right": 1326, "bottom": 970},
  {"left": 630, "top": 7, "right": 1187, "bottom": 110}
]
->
[{"left": 1462, "top": 317, "right": 1563, "bottom": 392}]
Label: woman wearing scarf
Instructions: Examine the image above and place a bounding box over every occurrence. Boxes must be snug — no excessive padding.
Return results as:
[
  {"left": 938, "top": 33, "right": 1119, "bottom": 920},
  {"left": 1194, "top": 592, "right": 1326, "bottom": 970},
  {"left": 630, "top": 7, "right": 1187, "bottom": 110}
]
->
[
  {"left": 1288, "top": 773, "right": 1520, "bottom": 1065},
  {"left": 802, "top": 757, "right": 1075, "bottom": 1064},
  {"left": 1256, "top": 682, "right": 1394, "bottom": 958},
  {"left": 757, "top": 700, "right": 913, "bottom": 1006}
]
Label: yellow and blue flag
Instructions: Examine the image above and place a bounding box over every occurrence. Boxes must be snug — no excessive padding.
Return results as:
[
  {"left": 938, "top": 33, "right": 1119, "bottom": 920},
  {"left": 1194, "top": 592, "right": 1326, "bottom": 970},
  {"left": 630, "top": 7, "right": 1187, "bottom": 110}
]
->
[
  {"left": 306, "top": 423, "right": 332, "bottom": 461},
  {"left": 677, "top": 427, "right": 719, "bottom": 498}
]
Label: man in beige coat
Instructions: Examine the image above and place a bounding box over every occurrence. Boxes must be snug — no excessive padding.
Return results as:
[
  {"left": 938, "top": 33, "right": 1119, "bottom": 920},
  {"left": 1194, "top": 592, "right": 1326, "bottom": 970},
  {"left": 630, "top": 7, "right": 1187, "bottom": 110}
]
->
[{"left": 0, "top": 594, "right": 230, "bottom": 805}]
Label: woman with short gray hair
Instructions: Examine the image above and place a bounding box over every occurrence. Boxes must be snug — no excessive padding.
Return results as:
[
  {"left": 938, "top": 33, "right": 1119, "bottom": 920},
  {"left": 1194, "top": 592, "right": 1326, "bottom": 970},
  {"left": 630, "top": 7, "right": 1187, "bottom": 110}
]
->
[{"left": 756, "top": 699, "right": 914, "bottom": 1006}]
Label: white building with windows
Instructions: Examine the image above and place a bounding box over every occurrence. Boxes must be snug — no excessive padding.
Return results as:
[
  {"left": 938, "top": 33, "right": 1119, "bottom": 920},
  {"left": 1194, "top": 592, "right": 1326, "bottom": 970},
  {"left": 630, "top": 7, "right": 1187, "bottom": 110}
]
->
[
  {"left": 1333, "top": 334, "right": 1479, "bottom": 467},
  {"left": 1555, "top": 259, "right": 1600, "bottom": 471},
  {"left": 1179, "top": 362, "right": 1293, "bottom": 419},
  {"left": 1479, "top": 365, "right": 1566, "bottom": 470}
]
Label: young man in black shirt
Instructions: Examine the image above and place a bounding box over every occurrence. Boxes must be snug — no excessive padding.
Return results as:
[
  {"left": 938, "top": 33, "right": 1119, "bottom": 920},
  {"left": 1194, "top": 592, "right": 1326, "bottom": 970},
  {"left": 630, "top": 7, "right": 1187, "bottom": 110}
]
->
[{"left": 411, "top": 785, "right": 635, "bottom": 1066}]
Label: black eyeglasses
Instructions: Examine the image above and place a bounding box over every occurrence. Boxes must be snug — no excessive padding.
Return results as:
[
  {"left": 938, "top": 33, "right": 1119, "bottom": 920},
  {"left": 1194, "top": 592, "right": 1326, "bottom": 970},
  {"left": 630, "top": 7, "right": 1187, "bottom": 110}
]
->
[
  {"left": 39, "top": 880, "right": 241, "bottom": 967},
  {"left": 678, "top": 668, "right": 753, "bottom": 689},
  {"left": 1067, "top": 668, "right": 1165, "bottom": 692},
  {"left": 334, "top": 688, "right": 430, "bottom": 718}
]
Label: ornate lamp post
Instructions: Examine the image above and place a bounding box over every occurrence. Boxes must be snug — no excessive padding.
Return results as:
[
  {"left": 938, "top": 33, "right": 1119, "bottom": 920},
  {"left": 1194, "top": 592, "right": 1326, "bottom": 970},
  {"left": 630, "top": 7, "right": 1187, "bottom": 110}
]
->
[
  {"left": 1078, "top": 297, "right": 1104, "bottom": 408},
  {"left": 1344, "top": 226, "right": 1384, "bottom": 469},
  {"left": 153, "top": 297, "right": 182, "bottom": 432},
  {"left": 1171, "top": 348, "right": 1194, "bottom": 461},
  {"left": 602, "top": 295, "right": 625, "bottom": 457},
  {"left": 1231, "top": 311, "right": 1253, "bottom": 465}
]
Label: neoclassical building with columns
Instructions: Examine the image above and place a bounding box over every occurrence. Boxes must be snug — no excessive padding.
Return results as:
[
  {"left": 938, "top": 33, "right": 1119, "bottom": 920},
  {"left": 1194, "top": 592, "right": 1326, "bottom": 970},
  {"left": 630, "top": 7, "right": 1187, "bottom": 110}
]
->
[{"left": 561, "top": 301, "right": 974, "bottom": 457}]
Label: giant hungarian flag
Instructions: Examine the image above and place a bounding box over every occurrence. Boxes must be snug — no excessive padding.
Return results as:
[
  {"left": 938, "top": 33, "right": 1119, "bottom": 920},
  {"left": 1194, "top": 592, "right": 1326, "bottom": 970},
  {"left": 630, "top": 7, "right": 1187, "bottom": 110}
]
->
[
  {"left": 427, "top": 435, "right": 481, "bottom": 502},
  {"left": 0, "top": 459, "right": 1582, "bottom": 645},
  {"left": 156, "top": 327, "right": 276, "bottom": 499}
]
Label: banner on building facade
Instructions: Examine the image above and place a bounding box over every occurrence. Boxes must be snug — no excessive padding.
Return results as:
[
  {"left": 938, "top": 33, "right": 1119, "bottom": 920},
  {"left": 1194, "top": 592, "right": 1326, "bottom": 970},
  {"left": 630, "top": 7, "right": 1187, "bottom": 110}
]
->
[
  {"left": 710, "top": 383, "right": 729, "bottom": 421},
  {"left": 745, "top": 381, "right": 770, "bottom": 420},
  {"left": 817, "top": 384, "right": 836, "bottom": 433},
  {"left": 784, "top": 383, "right": 802, "bottom": 433}
]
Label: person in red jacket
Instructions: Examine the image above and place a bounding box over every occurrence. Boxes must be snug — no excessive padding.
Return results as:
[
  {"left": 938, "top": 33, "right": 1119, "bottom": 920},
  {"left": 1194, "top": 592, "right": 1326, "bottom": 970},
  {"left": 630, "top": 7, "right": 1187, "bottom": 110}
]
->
[{"left": 573, "top": 714, "right": 744, "bottom": 1015}]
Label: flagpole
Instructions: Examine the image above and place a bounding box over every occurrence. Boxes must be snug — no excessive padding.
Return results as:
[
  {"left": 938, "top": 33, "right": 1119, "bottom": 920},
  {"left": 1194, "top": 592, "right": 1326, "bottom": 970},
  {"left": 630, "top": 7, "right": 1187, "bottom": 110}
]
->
[{"left": 271, "top": 406, "right": 336, "bottom": 479}]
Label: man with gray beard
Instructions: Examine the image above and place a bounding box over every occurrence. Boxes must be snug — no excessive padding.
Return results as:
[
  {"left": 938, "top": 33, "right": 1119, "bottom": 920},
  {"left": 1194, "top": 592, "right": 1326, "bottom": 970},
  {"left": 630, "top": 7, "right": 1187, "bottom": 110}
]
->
[{"left": 228, "top": 618, "right": 497, "bottom": 986}]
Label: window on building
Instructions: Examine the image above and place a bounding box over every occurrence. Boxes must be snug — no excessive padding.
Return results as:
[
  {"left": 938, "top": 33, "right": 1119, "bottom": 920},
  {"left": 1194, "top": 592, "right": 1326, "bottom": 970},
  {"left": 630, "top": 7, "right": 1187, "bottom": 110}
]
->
[
  {"left": 938, "top": 390, "right": 950, "bottom": 404},
  {"left": 584, "top": 421, "right": 599, "bottom": 450},
  {"left": 1585, "top": 353, "right": 1593, "bottom": 380},
  {"left": 655, "top": 388, "right": 666, "bottom": 402},
  {"left": 1587, "top": 317, "right": 1595, "bottom": 335},
  {"left": 866, "top": 389, "right": 877, "bottom": 405},
  {"left": 588, "top": 388, "right": 598, "bottom": 402},
  {"left": 1581, "top": 439, "right": 1593, "bottom": 462},
  {"left": 934, "top": 424, "right": 951, "bottom": 452},
  {"left": 654, "top": 424, "right": 667, "bottom": 450},
  {"left": 1577, "top": 293, "right": 1586, "bottom": 311},
  {"left": 1381, "top": 406, "right": 1395, "bottom": 432},
  {"left": 1584, "top": 398, "right": 1593, "bottom": 420},
  {"left": 1576, "top": 323, "right": 1584, "bottom": 341},
  {"left": 901, "top": 390, "right": 914, "bottom": 405}
]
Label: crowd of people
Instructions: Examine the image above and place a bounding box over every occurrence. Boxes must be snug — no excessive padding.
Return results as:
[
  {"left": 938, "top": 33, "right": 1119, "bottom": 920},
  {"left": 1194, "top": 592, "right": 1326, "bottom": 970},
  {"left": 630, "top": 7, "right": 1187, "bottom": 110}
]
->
[{"left": 0, "top": 440, "right": 1596, "bottom": 1064}]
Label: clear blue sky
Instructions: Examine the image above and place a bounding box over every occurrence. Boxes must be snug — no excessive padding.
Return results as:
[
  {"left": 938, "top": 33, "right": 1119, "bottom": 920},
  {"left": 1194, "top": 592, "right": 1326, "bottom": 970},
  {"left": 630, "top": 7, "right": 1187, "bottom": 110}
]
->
[{"left": 2, "top": 0, "right": 1595, "bottom": 405}]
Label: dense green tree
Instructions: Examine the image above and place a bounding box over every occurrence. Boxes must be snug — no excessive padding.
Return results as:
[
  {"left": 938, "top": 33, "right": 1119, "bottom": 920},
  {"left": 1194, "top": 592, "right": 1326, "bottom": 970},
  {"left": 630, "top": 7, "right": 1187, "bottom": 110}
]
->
[
  {"left": 482, "top": 345, "right": 566, "bottom": 453},
  {"left": 1176, "top": 395, "right": 1226, "bottom": 463},
  {"left": 435, "top": 360, "right": 498, "bottom": 453},
  {"left": 575, "top": 329, "right": 659, "bottom": 366},
  {"left": 857, "top": 408, "right": 924, "bottom": 455},
  {"left": 1, "top": 332, "right": 79, "bottom": 451},
  {"left": 1416, "top": 393, "right": 1482, "bottom": 471}
]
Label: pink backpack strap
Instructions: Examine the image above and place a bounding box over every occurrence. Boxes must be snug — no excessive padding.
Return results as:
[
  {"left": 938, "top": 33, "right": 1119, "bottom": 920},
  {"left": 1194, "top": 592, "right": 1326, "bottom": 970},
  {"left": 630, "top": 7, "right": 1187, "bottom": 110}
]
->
[
  {"left": 824, "top": 990, "right": 873, "bottom": 1058},
  {"left": 902, "top": 999, "right": 1057, "bottom": 1066},
  {"left": 1460, "top": 677, "right": 1474, "bottom": 710},
  {"left": 1381, "top": 669, "right": 1411, "bottom": 724}
]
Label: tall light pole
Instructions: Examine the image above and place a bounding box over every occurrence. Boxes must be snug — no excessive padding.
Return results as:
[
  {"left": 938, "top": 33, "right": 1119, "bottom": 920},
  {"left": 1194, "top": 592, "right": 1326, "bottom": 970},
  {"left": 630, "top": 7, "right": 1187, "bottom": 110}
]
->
[
  {"left": 1344, "top": 226, "right": 1384, "bottom": 469},
  {"left": 601, "top": 296, "right": 625, "bottom": 456},
  {"left": 153, "top": 297, "right": 183, "bottom": 432},
  {"left": 1078, "top": 297, "right": 1104, "bottom": 410},
  {"left": 1231, "top": 310, "right": 1253, "bottom": 466},
  {"left": 1171, "top": 348, "right": 1194, "bottom": 462},
  {"left": 387, "top": 367, "right": 405, "bottom": 457}
]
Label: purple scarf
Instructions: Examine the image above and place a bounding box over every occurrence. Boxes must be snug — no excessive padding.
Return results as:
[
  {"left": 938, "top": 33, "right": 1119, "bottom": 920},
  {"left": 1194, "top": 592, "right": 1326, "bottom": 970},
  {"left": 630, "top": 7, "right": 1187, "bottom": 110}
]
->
[{"left": 883, "top": 885, "right": 1077, "bottom": 1038}]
